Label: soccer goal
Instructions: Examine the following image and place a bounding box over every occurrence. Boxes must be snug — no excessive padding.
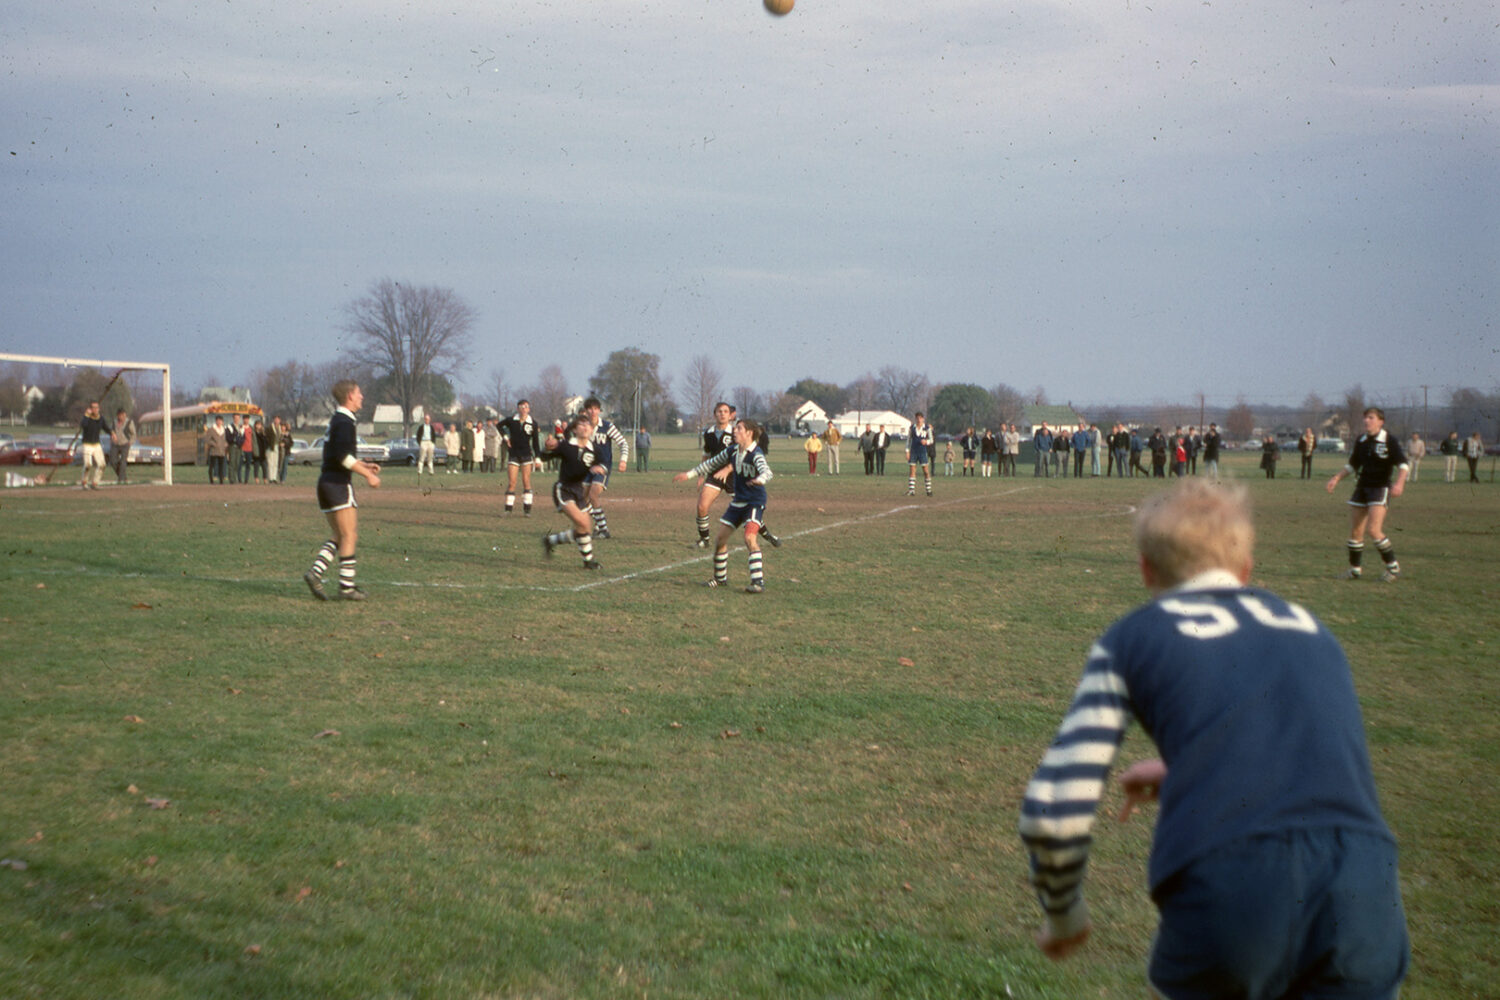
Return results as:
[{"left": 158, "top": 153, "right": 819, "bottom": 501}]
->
[{"left": 0, "top": 351, "right": 176, "bottom": 486}]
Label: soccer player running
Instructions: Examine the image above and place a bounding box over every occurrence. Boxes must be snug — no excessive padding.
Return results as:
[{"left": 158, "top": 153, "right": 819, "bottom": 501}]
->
[
  {"left": 906, "top": 412, "right": 934, "bottom": 497},
  {"left": 693, "top": 402, "right": 781, "bottom": 550},
  {"left": 1327, "top": 406, "right": 1409, "bottom": 581},
  {"left": 540, "top": 413, "right": 602, "bottom": 570},
  {"left": 1019, "top": 478, "right": 1408, "bottom": 998},
  {"left": 303, "top": 380, "right": 382, "bottom": 601},
  {"left": 674, "top": 418, "right": 774, "bottom": 593},
  {"left": 501, "top": 399, "right": 543, "bottom": 516},
  {"left": 579, "top": 397, "right": 628, "bottom": 540}
]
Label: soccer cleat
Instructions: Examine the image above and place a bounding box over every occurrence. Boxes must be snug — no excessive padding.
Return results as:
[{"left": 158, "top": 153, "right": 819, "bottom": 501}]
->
[
  {"left": 705, "top": 577, "right": 726, "bottom": 588},
  {"left": 542, "top": 535, "right": 556, "bottom": 558},
  {"left": 761, "top": 528, "right": 782, "bottom": 548},
  {"left": 1339, "top": 568, "right": 1362, "bottom": 580},
  {"left": 1380, "top": 569, "right": 1400, "bottom": 583},
  {"left": 744, "top": 582, "right": 765, "bottom": 594},
  {"left": 596, "top": 528, "right": 611, "bottom": 539},
  {"left": 583, "top": 559, "right": 602, "bottom": 570},
  {"left": 906, "top": 490, "right": 915, "bottom": 496},
  {"left": 695, "top": 536, "right": 711, "bottom": 549},
  {"left": 337, "top": 586, "right": 368, "bottom": 602},
  {"left": 303, "top": 571, "right": 327, "bottom": 601}
]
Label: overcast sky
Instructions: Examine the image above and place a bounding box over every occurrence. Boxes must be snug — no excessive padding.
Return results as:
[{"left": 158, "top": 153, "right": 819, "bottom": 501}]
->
[{"left": 4, "top": 0, "right": 1496, "bottom": 411}]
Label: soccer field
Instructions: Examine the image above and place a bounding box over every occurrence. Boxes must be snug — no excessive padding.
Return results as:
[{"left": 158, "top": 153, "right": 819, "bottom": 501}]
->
[{"left": 3, "top": 439, "right": 1497, "bottom": 999}]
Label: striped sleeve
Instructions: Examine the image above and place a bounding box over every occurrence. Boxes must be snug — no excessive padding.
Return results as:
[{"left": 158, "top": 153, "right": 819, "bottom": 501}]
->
[
  {"left": 608, "top": 422, "right": 629, "bottom": 464},
  {"left": 690, "top": 449, "right": 733, "bottom": 479},
  {"left": 1017, "top": 642, "right": 1132, "bottom": 939},
  {"left": 752, "top": 450, "right": 773, "bottom": 484}
]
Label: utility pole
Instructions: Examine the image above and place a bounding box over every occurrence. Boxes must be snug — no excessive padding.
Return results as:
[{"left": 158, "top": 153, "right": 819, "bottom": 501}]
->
[{"left": 1421, "top": 385, "right": 1429, "bottom": 439}]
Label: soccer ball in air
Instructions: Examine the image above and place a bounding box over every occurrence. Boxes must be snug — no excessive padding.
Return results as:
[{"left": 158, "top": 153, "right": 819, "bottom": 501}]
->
[{"left": 764, "top": 0, "right": 794, "bottom": 15}]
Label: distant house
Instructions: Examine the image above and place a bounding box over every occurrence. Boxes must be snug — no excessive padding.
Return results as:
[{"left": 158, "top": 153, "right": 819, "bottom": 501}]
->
[
  {"left": 371, "top": 404, "right": 426, "bottom": 431},
  {"left": 1022, "top": 404, "right": 1087, "bottom": 434},
  {"left": 829, "top": 409, "right": 912, "bottom": 439},
  {"left": 793, "top": 400, "right": 829, "bottom": 435}
]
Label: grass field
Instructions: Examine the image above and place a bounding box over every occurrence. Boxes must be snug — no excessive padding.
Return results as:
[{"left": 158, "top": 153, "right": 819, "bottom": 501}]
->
[{"left": 3, "top": 436, "right": 1497, "bottom": 999}]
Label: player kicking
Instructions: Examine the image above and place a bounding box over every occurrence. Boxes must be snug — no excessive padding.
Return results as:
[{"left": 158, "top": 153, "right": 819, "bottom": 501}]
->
[
  {"left": 580, "top": 397, "right": 628, "bottom": 539},
  {"left": 1019, "top": 479, "right": 1408, "bottom": 998},
  {"left": 303, "top": 380, "right": 382, "bottom": 601},
  {"left": 694, "top": 402, "right": 781, "bottom": 549},
  {"left": 501, "top": 399, "right": 543, "bottom": 515},
  {"left": 540, "top": 414, "right": 601, "bottom": 570},
  {"left": 674, "top": 418, "right": 774, "bottom": 593},
  {"left": 1327, "top": 406, "right": 1409, "bottom": 581}
]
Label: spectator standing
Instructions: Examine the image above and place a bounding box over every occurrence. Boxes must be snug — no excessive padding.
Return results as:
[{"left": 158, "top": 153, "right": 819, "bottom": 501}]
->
[
  {"left": 443, "top": 422, "right": 461, "bottom": 475},
  {"left": 823, "top": 421, "right": 842, "bottom": 475},
  {"left": 108, "top": 407, "right": 136, "bottom": 485},
  {"left": 1298, "top": 427, "right": 1318, "bottom": 479},
  {"left": 635, "top": 427, "right": 652, "bottom": 472},
  {"left": 873, "top": 425, "right": 890, "bottom": 475},
  {"left": 803, "top": 431, "right": 822, "bottom": 474},
  {"left": 1463, "top": 431, "right": 1485, "bottom": 482},
  {"left": 1260, "top": 435, "right": 1279, "bottom": 479},
  {"left": 942, "top": 440, "right": 955, "bottom": 476},
  {"left": 860, "top": 425, "right": 875, "bottom": 475},
  {"left": 1033, "top": 424, "right": 1052, "bottom": 477},
  {"left": 1201, "top": 423, "right": 1222, "bottom": 480},
  {"left": 1439, "top": 431, "right": 1460, "bottom": 482},
  {"left": 1406, "top": 432, "right": 1425, "bottom": 482}
]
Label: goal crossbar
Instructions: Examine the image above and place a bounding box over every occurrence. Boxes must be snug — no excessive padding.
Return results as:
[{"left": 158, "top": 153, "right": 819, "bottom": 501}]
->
[{"left": 0, "top": 351, "right": 176, "bottom": 485}]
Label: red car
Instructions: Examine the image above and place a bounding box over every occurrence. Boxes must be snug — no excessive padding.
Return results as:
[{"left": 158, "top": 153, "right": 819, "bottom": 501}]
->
[{"left": 0, "top": 436, "right": 76, "bottom": 466}]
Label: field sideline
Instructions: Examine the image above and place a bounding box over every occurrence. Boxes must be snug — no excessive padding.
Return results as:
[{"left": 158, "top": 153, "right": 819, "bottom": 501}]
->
[{"left": 2, "top": 436, "right": 1497, "bottom": 999}]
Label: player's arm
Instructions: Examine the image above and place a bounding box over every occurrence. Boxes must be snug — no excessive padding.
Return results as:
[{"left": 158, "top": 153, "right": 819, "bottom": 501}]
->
[
  {"left": 1116, "top": 758, "right": 1166, "bottom": 821},
  {"left": 749, "top": 452, "right": 773, "bottom": 485},
  {"left": 1018, "top": 653, "right": 1132, "bottom": 961}
]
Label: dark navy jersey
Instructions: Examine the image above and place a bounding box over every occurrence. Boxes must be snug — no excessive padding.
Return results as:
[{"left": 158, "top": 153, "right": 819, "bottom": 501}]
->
[
  {"left": 1021, "top": 573, "right": 1393, "bottom": 917},
  {"left": 589, "top": 419, "right": 627, "bottom": 467},
  {"left": 320, "top": 409, "right": 358, "bottom": 485},
  {"left": 542, "top": 437, "right": 595, "bottom": 488},
  {"left": 693, "top": 445, "right": 773, "bottom": 508},
  {"left": 909, "top": 424, "right": 934, "bottom": 460},
  {"left": 702, "top": 424, "right": 734, "bottom": 459},
  {"left": 501, "top": 414, "right": 541, "bottom": 461},
  {"left": 1347, "top": 429, "right": 1408, "bottom": 488}
]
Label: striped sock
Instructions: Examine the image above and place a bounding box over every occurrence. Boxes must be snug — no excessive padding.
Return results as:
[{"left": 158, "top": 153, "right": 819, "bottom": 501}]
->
[
  {"left": 713, "top": 549, "right": 729, "bottom": 583},
  {"left": 504, "top": 492, "right": 515, "bottom": 512},
  {"left": 309, "top": 540, "right": 336, "bottom": 580},
  {"left": 594, "top": 507, "right": 609, "bottom": 534},
  {"left": 1375, "top": 537, "right": 1399, "bottom": 572},
  {"left": 1347, "top": 540, "right": 1364, "bottom": 572},
  {"left": 547, "top": 529, "right": 575, "bottom": 546},
  {"left": 696, "top": 515, "right": 710, "bottom": 541},
  {"left": 576, "top": 533, "right": 594, "bottom": 563},
  {"left": 522, "top": 491, "right": 533, "bottom": 513},
  {"left": 907, "top": 476, "right": 916, "bottom": 494},
  {"left": 748, "top": 550, "right": 764, "bottom": 588},
  {"left": 338, "top": 554, "right": 357, "bottom": 591}
]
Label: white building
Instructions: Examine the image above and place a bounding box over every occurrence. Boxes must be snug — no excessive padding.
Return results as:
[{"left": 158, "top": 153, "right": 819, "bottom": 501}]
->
[{"left": 829, "top": 409, "right": 913, "bottom": 439}]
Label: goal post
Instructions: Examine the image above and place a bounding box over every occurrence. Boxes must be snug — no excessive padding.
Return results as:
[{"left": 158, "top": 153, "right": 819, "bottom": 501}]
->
[{"left": 0, "top": 352, "right": 175, "bottom": 485}]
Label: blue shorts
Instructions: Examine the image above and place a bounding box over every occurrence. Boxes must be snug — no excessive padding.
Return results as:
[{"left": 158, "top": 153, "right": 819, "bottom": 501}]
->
[
  {"left": 1148, "top": 828, "right": 1408, "bottom": 1000},
  {"left": 585, "top": 468, "right": 611, "bottom": 489},
  {"left": 317, "top": 480, "right": 356, "bottom": 513},
  {"left": 720, "top": 503, "right": 765, "bottom": 531},
  {"left": 1347, "top": 486, "right": 1390, "bottom": 508},
  {"left": 909, "top": 447, "right": 929, "bottom": 465}
]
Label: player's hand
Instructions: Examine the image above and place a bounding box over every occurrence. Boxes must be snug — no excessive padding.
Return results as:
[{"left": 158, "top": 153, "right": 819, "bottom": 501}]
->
[
  {"left": 1117, "top": 758, "right": 1167, "bottom": 821},
  {"left": 1390, "top": 481, "right": 1405, "bottom": 498},
  {"left": 1325, "top": 475, "right": 1339, "bottom": 493},
  {"left": 673, "top": 472, "right": 691, "bottom": 483},
  {"left": 1035, "top": 923, "right": 1090, "bottom": 961},
  {"left": 618, "top": 460, "right": 627, "bottom": 473},
  {"left": 366, "top": 473, "right": 381, "bottom": 489}
]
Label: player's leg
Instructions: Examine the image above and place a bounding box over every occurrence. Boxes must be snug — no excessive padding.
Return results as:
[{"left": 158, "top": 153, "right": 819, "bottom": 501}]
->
[
  {"left": 923, "top": 462, "right": 933, "bottom": 495},
  {"left": 1343, "top": 505, "right": 1371, "bottom": 578},
  {"left": 707, "top": 522, "right": 733, "bottom": 587},
  {"left": 505, "top": 462, "right": 519, "bottom": 512},
  {"left": 907, "top": 463, "right": 917, "bottom": 495},
  {"left": 327, "top": 506, "right": 366, "bottom": 598},
  {"left": 1364, "top": 502, "right": 1400, "bottom": 580},
  {"left": 695, "top": 481, "right": 718, "bottom": 547},
  {"left": 520, "top": 463, "right": 534, "bottom": 515},
  {"left": 587, "top": 479, "right": 611, "bottom": 538},
  {"left": 744, "top": 519, "right": 765, "bottom": 593}
]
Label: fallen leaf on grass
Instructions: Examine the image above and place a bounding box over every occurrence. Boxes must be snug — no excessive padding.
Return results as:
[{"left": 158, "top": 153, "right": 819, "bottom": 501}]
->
[
  {"left": 897, "top": 657, "right": 915, "bottom": 667},
  {"left": 227, "top": 687, "right": 242, "bottom": 695},
  {"left": 720, "top": 729, "right": 741, "bottom": 740},
  {"left": 313, "top": 729, "right": 340, "bottom": 739},
  {"left": 35, "top": 583, "right": 45, "bottom": 590},
  {"left": 902, "top": 882, "right": 914, "bottom": 893},
  {"left": 124, "top": 715, "right": 145, "bottom": 724},
  {"left": 510, "top": 633, "right": 529, "bottom": 641},
  {"left": 619, "top": 707, "right": 630, "bottom": 715},
  {"left": 668, "top": 722, "right": 683, "bottom": 729},
  {"left": 719, "top": 636, "right": 730, "bottom": 643},
  {"left": 295, "top": 886, "right": 312, "bottom": 902},
  {"left": 145, "top": 798, "right": 171, "bottom": 810},
  {"left": 243, "top": 944, "right": 262, "bottom": 956},
  {"left": 131, "top": 602, "right": 152, "bottom": 610},
  {"left": 26, "top": 831, "right": 42, "bottom": 843},
  {"left": 144, "top": 856, "right": 158, "bottom": 867}
]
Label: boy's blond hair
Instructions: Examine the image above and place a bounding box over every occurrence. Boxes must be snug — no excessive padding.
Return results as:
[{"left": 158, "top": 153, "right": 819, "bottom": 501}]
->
[
  {"left": 1133, "top": 479, "right": 1254, "bottom": 587},
  {"left": 331, "top": 379, "right": 359, "bottom": 406}
]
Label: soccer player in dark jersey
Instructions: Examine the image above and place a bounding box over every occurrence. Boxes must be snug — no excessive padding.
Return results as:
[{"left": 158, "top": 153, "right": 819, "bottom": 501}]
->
[
  {"left": 580, "top": 397, "right": 628, "bottom": 539},
  {"left": 1020, "top": 478, "right": 1408, "bottom": 997},
  {"left": 674, "top": 418, "right": 774, "bottom": 593},
  {"left": 693, "top": 402, "right": 781, "bottom": 549},
  {"left": 303, "top": 380, "right": 382, "bottom": 601},
  {"left": 540, "top": 414, "right": 601, "bottom": 570},
  {"left": 906, "top": 412, "right": 934, "bottom": 497},
  {"left": 501, "top": 399, "right": 543, "bottom": 515},
  {"left": 1327, "top": 406, "right": 1409, "bottom": 581}
]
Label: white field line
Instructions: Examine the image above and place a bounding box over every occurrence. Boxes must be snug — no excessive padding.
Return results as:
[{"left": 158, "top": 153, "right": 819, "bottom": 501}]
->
[{"left": 7, "top": 487, "right": 1136, "bottom": 594}]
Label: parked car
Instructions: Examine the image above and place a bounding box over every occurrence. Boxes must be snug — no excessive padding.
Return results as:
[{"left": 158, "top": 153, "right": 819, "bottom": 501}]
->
[
  {"left": 295, "top": 436, "right": 389, "bottom": 465},
  {"left": 1316, "top": 438, "right": 1346, "bottom": 453},
  {"left": 0, "top": 436, "right": 75, "bottom": 466},
  {"left": 383, "top": 437, "right": 448, "bottom": 466},
  {"left": 68, "top": 438, "right": 164, "bottom": 465}
]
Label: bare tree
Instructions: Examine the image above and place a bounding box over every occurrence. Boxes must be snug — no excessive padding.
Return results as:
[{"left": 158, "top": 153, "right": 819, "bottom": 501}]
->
[
  {"left": 524, "top": 365, "right": 572, "bottom": 427},
  {"left": 1340, "top": 384, "right": 1366, "bottom": 443},
  {"left": 490, "top": 367, "right": 512, "bottom": 416},
  {"left": 342, "top": 278, "right": 475, "bottom": 434},
  {"left": 1224, "top": 397, "right": 1256, "bottom": 441},
  {"left": 989, "top": 383, "right": 1025, "bottom": 427},
  {"left": 1029, "top": 385, "right": 1049, "bottom": 406},
  {"left": 1301, "top": 392, "right": 1326, "bottom": 435},
  {"left": 875, "top": 366, "right": 929, "bottom": 415},
  {"left": 681, "top": 355, "right": 725, "bottom": 429},
  {"left": 731, "top": 385, "right": 764, "bottom": 419},
  {"left": 843, "top": 374, "right": 878, "bottom": 422},
  {"left": 254, "top": 361, "right": 324, "bottom": 426}
]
